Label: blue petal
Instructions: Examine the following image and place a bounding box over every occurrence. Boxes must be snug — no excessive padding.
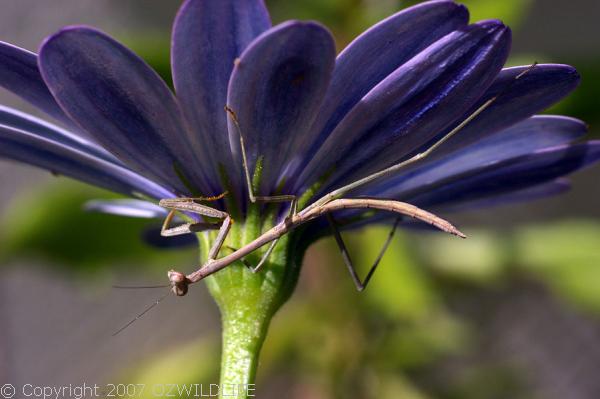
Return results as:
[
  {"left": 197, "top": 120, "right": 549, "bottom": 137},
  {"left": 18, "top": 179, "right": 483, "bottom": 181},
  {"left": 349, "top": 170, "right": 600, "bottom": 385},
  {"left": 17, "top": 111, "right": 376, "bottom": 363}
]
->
[
  {"left": 408, "top": 142, "right": 600, "bottom": 208},
  {"left": 367, "top": 115, "right": 587, "bottom": 198},
  {"left": 298, "top": 20, "right": 511, "bottom": 192},
  {"left": 172, "top": 0, "right": 271, "bottom": 194},
  {"left": 0, "top": 104, "right": 119, "bottom": 164},
  {"left": 39, "top": 26, "right": 213, "bottom": 196},
  {"left": 0, "top": 41, "right": 76, "bottom": 128},
  {"left": 329, "top": 137, "right": 598, "bottom": 229},
  {"left": 85, "top": 199, "right": 168, "bottom": 218},
  {"left": 0, "top": 124, "right": 174, "bottom": 200},
  {"left": 434, "top": 179, "right": 571, "bottom": 213},
  {"left": 422, "top": 64, "right": 581, "bottom": 156},
  {"left": 289, "top": 0, "right": 469, "bottom": 180},
  {"left": 227, "top": 21, "right": 336, "bottom": 193}
]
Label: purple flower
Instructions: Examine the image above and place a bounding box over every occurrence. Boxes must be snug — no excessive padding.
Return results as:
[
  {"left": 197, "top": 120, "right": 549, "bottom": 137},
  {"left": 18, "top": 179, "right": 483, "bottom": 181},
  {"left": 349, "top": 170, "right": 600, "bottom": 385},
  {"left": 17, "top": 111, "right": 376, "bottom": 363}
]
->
[
  {"left": 3, "top": 0, "right": 600, "bottom": 390},
  {"left": 0, "top": 0, "right": 598, "bottom": 233}
]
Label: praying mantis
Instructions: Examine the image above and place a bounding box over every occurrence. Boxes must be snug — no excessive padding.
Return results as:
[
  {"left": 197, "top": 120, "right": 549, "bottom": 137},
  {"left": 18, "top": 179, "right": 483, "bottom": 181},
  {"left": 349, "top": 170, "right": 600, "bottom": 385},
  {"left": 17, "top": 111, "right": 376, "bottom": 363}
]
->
[
  {"left": 161, "top": 63, "right": 538, "bottom": 297},
  {"left": 111, "top": 64, "right": 538, "bottom": 335}
]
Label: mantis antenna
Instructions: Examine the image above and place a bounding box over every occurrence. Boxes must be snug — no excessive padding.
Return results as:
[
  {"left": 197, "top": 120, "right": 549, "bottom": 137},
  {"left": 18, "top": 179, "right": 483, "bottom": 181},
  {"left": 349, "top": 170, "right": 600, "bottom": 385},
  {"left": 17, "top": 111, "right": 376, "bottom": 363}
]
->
[
  {"left": 112, "top": 289, "right": 171, "bottom": 336},
  {"left": 113, "top": 284, "right": 170, "bottom": 289}
]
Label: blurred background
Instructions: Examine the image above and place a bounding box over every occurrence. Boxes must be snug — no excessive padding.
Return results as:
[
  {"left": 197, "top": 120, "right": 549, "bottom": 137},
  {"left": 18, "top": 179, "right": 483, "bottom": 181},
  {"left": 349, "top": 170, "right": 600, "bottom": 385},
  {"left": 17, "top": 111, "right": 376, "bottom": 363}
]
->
[{"left": 1, "top": 0, "right": 599, "bottom": 398}]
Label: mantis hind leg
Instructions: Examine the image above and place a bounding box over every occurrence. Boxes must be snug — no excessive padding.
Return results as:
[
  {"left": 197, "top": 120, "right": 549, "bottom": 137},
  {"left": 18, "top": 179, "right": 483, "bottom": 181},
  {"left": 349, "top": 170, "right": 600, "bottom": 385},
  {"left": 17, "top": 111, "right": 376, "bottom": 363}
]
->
[{"left": 327, "top": 214, "right": 401, "bottom": 292}]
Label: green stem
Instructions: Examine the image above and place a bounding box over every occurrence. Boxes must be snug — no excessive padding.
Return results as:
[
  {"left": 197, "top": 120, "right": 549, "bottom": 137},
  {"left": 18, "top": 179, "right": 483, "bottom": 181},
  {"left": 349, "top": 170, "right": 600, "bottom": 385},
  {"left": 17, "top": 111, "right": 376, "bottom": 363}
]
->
[
  {"left": 206, "top": 264, "right": 280, "bottom": 399},
  {"left": 198, "top": 224, "right": 307, "bottom": 398},
  {"left": 218, "top": 289, "right": 271, "bottom": 396}
]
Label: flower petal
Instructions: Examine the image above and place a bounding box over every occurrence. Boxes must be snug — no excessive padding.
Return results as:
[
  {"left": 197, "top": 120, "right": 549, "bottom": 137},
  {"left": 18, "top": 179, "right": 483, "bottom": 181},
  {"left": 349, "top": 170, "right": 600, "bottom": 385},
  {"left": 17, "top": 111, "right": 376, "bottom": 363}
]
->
[
  {"left": 85, "top": 199, "right": 168, "bottom": 219},
  {"left": 0, "top": 124, "right": 174, "bottom": 200},
  {"left": 423, "top": 64, "right": 581, "bottom": 156},
  {"left": 344, "top": 65, "right": 580, "bottom": 201},
  {"left": 333, "top": 138, "right": 597, "bottom": 230},
  {"left": 290, "top": 0, "right": 469, "bottom": 178},
  {"left": 366, "top": 115, "right": 587, "bottom": 199},
  {"left": 172, "top": 0, "right": 271, "bottom": 191},
  {"left": 408, "top": 142, "right": 600, "bottom": 208},
  {"left": 436, "top": 179, "right": 571, "bottom": 213},
  {"left": 298, "top": 20, "right": 511, "bottom": 192},
  {"left": 39, "top": 26, "right": 213, "bottom": 196},
  {"left": 0, "top": 41, "right": 76, "bottom": 128},
  {"left": 227, "top": 21, "right": 336, "bottom": 193},
  {"left": 0, "top": 104, "right": 119, "bottom": 163}
]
